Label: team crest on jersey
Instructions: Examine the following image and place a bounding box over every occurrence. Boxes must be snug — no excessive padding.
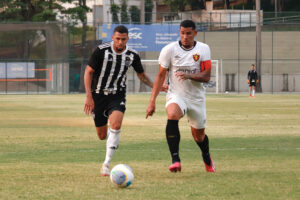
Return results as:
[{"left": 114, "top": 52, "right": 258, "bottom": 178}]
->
[
  {"left": 125, "top": 56, "right": 131, "bottom": 67},
  {"left": 193, "top": 54, "right": 200, "bottom": 61}
]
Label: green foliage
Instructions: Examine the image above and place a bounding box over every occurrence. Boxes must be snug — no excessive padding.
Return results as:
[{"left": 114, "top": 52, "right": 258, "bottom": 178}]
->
[
  {"left": 0, "top": 0, "right": 91, "bottom": 24},
  {"left": 129, "top": 5, "right": 140, "bottom": 24},
  {"left": 110, "top": 3, "right": 120, "bottom": 23},
  {"left": 0, "top": 0, "right": 64, "bottom": 21},
  {"left": 145, "top": 0, "right": 154, "bottom": 23},
  {"left": 120, "top": 0, "right": 129, "bottom": 23},
  {"left": 186, "top": 0, "right": 206, "bottom": 10},
  {"left": 62, "top": 5, "right": 90, "bottom": 24},
  {"left": 165, "top": 0, "right": 300, "bottom": 12},
  {"left": 32, "top": 10, "right": 57, "bottom": 22},
  {"left": 165, "top": 0, "right": 206, "bottom": 12}
]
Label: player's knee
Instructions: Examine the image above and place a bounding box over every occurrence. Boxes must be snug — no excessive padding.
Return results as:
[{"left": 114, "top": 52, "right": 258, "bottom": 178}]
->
[
  {"left": 167, "top": 112, "right": 181, "bottom": 120},
  {"left": 110, "top": 122, "right": 122, "bottom": 130},
  {"left": 96, "top": 131, "right": 107, "bottom": 140},
  {"left": 97, "top": 133, "right": 107, "bottom": 140},
  {"left": 192, "top": 130, "right": 205, "bottom": 142},
  {"left": 99, "top": 135, "right": 107, "bottom": 140}
]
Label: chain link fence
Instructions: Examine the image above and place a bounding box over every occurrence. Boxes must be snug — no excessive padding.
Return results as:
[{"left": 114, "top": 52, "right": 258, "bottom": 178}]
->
[{"left": 1, "top": 14, "right": 300, "bottom": 94}]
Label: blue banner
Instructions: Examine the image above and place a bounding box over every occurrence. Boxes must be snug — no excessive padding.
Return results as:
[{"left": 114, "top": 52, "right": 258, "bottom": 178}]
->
[
  {"left": 0, "top": 62, "right": 35, "bottom": 79},
  {"left": 102, "top": 24, "right": 181, "bottom": 52}
]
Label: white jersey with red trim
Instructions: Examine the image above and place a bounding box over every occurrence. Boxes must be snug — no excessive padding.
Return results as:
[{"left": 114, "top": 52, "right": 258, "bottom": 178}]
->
[{"left": 159, "top": 41, "right": 211, "bottom": 101}]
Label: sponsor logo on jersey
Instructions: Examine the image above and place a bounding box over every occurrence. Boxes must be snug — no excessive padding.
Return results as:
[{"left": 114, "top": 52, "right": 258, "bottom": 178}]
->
[
  {"left": 193, "top": 54, "right": 200, "bottom": 61},
  {"left": 175, "top": 68, "right": 199, "bottom": 74},
  {"left": 120, "top": 101, "right": 125, "bottom": 106}
]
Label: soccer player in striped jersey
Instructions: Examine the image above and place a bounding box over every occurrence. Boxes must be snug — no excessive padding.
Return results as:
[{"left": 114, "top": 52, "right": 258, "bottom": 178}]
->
[
  {"left": 84, "top": 25, "right": 165, "bottom": 176},
  {"left": 146, "top": 20, "right": 216, "bottom": 173},
  {"left": 247, "top": 64, "right": 259, "bottom": 98}
]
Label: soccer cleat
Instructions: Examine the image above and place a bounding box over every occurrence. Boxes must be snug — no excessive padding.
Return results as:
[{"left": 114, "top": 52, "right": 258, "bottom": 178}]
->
[
  {"left": 249, "top": 94, "right": 252, "bottom": 98},
  {"left": 101, "top": 164, "right": 110, "bottom": 176},
  {"left": 169, "top": 162, "right": 181, "bottom": 173},
  {"left": 204, "top": 156, "right": 216, "bottom": 173}
]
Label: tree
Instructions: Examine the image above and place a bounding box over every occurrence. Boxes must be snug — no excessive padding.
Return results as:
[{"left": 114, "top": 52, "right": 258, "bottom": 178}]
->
[
  {"left": 0, "top": 0, "right": 65, "bottom": 22},
  {"left": 0, "top": 0, "right": 67, "bottom": 59},
  {"left": 61, "top": 0, "right": 91, "bottom": 92},
  {"left": 165, "top": 0, "right": 206, "bottom": 12},
  {"left": 110, "top": 3, "right": 120, "bottom": 23},
  {"left": 145, "top": 0, "right": 154, "bottom": 23},
  {"left": 165, "top": 0, "right": 187, "bottom": 12},
  {"left": 129, "top": 5, "right": 140, "bottom": 24},
  {"left": 62, "top": 0, "right": 90, "bottom": 58},
  {"left": 224, "top": 0, "right": 230, "bottom": 9},
  {"left": 120, "top": 0, "right": 129, "bottom": 23},
  {"left": 186, "top": 0, "right": 206, "bottom": 10}
]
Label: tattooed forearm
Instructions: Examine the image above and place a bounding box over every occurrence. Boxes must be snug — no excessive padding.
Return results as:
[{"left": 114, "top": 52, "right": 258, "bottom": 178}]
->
[{"left": 138, "top": 73, "right": 153, "bottom": 88}]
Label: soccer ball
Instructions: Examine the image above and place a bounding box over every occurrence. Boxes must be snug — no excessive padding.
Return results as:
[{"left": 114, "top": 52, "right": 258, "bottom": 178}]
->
[{"left": 110, "top": 164, "right": 134, "bottom": 188}]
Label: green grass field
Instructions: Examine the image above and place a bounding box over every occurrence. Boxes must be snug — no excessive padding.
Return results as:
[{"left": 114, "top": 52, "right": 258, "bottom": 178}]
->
[{"left": 0, "top": 94, "right": 299, "bottom": 200}]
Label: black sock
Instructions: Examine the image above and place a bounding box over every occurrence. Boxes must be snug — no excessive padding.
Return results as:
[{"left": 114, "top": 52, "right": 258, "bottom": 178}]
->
[
  {"left": 166, "top": 120, "right": 181, "bottom": 163},
  {"left": 196, "top": 135, "right": 211, "bottom": 166}
]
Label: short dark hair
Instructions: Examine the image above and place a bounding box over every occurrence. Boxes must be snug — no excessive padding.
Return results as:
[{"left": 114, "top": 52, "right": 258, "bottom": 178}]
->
[
  {"left": 114, "top": 25, "right": 128, "bottom": 34},
  {"left": 180, "top": 20, "right": 196, "bottom": 30}
]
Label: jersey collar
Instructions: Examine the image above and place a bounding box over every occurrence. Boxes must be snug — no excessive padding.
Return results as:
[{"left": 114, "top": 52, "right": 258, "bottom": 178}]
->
[
  {"left": 179, "top": 41, "right": 197, "bottom": 51},
  {"left": 111, "top": 41, "right": 128, "bottom": 55}
]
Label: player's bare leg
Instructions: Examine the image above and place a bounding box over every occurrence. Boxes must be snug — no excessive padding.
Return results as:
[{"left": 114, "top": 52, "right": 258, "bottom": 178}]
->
[
  {"left": 166, "top": 103, "right": 183, "bottom": 172},
  {"left": 96, "top": 125, "right": 109, "bottom": 140},
  {"left": 95, "top": 125, "right": 111, "bottom": 176},
  {"left": 191, "top": 127, "right": 216, "bottom": 173},
  {"left": 101, "top": 111, "right": 123, "bottom": 176}
]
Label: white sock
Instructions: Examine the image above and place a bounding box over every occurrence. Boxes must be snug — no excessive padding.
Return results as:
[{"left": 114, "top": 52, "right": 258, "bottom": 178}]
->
[
  {"left": 103, "top": 128, "right": 120, "bottom": 166},
  {"left": 252, "top": 89, "right": 255, "bottom": 96}
]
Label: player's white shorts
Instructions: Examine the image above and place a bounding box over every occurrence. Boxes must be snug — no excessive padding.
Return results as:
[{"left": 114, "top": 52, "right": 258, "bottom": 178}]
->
[{"left": 165, "top": 93, "right": 206, "bottom": 129}]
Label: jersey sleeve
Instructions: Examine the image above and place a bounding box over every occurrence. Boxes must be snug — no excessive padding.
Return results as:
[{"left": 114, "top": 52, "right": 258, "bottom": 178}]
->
[
  {"left": 132, "top": 53, "right": 144, "bottom": 74},
  {"left": 200, "top": 44, "right": 212, "bottom": 71},
  {"left": 88, "top": 47, "right": 102, "bottom": 70},
  {"left": 201, "top": 44, "right": 211, "bottom": 61},
  {"left": 158, "top": 44, "right": 172, "bottom": 69}
]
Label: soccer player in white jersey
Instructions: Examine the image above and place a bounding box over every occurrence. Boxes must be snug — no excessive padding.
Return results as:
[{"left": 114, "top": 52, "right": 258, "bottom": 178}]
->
[
  {"left": 146, "top": 20, "right": 216, "bottom": 173},
  {"left": 84, "top": 25, "right": 166, "bottom": 176}
]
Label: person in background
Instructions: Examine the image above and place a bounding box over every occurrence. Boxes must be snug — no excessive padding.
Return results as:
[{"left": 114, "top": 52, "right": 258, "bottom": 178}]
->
[{"left": 247, "top": 64, "right": 259, "bottom": 98}]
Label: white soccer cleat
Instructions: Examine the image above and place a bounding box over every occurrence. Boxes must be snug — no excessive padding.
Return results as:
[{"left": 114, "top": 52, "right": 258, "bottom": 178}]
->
[{"left": 101, "top": 164, "right": 110, "bottom": 176}]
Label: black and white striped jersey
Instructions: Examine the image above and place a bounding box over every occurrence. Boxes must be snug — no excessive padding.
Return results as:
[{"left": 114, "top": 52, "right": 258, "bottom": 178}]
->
[{"left": 88, "top": 42, "right": 144, "bottom": 94}]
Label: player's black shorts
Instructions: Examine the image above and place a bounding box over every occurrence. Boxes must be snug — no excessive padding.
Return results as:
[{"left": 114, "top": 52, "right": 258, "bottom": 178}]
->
[
  {"left": 92, "top": 92, "right": 126, "bottom": 127},
  {"left": 249, "top": 81, "right": 256, "bottom": 86}
]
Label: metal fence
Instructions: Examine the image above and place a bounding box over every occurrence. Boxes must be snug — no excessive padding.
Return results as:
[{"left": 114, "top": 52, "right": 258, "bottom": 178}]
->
[
  {"left": 1, "top": 58, "right": 299, "bottom": 94},
  {"left": 1, "top": 14, "right": 300, "bottom": 94}
]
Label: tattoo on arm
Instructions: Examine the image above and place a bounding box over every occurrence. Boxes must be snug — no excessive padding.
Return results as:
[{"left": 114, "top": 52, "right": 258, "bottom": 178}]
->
[{"left": 139, "top": 73, "right": 153, "bottom": 88}]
